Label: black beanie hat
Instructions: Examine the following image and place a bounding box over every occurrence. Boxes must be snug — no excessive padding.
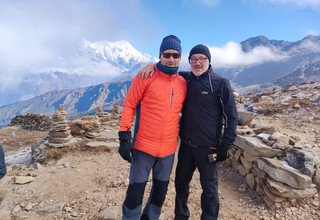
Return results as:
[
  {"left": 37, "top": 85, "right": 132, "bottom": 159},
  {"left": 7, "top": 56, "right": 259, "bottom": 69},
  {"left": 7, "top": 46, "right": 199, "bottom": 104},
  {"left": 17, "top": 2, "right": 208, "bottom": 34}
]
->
[
  {"left": 188, "top": 44, "right": 211, "bottom": 63},
  {"left": 159, "top": 35, "right": 182, "bottom": 57}
]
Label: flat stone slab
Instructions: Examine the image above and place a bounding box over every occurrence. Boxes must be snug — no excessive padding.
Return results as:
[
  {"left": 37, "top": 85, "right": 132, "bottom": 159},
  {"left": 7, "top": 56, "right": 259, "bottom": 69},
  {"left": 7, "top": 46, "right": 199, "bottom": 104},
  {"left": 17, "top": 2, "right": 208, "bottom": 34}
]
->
[
  {"left": 266, "top": 177, "right": 317, "bottom": 199},
  {"left": 234, "top": 136, "right": 284, "bottom": 158},
  {"left": 14, "top": 176, "right": 35, "bottom": 184},
  {"left": 257, "top": 157, "right": 312, "bottom": 189},
  {"left": 47, "top": 137, "right": 78, "bottom": 148}
]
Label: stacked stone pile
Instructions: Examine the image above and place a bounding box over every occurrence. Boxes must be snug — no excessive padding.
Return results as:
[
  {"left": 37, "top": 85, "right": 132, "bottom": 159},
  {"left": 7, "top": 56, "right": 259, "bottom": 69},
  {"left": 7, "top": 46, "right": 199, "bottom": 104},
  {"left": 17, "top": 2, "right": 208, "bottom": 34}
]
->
[
  {"left": 80, "top": 115, "right": 101, "bottom": 139},
  {"left": 47, "top": 106, "right": 73, "bottom": 148},
  {"left": 231, "top": 108, "right": 320, "bottom": 209},
  {"left": 96, "top": 106, "right": 111, "bottom": 127},
  {"left": 85, "top": 116, "right": 101, "bottom": 139},
  {"left": 79, "top": 115, "right": 118, "bottom": 149},
  {"left": 112, "top": 102, "right": 121, "bottom": 119}
]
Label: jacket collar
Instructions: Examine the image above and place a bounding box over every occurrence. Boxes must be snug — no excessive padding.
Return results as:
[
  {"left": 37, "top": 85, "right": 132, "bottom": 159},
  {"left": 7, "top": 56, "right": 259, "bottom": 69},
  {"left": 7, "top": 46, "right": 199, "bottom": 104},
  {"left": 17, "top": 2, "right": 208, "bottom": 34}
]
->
[{"left": 155, "top": 64, "right": 179, "bottom": 80}]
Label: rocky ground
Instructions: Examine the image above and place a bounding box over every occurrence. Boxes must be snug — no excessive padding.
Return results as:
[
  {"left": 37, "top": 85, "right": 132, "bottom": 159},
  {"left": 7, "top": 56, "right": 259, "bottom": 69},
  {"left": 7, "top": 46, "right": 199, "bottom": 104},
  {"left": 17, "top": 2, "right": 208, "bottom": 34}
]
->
[{"left": 0, "top": 82, "right": 320, "bottom": 220}]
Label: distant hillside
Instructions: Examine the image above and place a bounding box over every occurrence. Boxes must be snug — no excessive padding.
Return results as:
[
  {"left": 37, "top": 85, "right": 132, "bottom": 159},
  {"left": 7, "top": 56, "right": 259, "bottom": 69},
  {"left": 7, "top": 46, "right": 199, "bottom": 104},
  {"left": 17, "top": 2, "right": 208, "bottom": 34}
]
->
[
  {"left": 273, "top": 60, "right": 320, "bottom": 87},
  {"left": 0, "top": 72, "right": 107, "bottom": 107},
  {"left": 0, "top": 79, "right": 132, "bottom": 127},
  {"left": 236, "top": 60, "right": 320, "bottom": 95}
]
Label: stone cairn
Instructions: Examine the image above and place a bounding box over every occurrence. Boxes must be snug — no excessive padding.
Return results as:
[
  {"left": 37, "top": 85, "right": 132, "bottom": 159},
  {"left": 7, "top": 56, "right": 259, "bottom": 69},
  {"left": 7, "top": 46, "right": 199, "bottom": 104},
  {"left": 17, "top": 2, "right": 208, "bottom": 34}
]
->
[
  {"left": 230, "top": 107, "right": 320, "bottom": 210},
  {"left": 81, "top": 115, "right": 101, "bottom": 139},
  {"left": 47, "top": 105, "right": 72, "bottom": 148},
  {"left": 96, "top": 106, "right": 111, "bottom": 127},
  {"left": 112, "top": 102, "right": 121, "bottom": 119}
]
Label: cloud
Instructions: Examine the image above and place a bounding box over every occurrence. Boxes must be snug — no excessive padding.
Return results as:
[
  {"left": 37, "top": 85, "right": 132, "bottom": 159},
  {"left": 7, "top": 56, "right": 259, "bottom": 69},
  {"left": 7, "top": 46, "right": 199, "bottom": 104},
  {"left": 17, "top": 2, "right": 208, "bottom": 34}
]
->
[
  {"left": 194, "top": 0, "right": 220, "bottom": 7},
  {"left": 207, "top": 41, "right": 289, "bottom": 68},
  {"left": 0, "top": 0, "right": 157, "bottom": 89},
  {"left": 305, "top": 29, "right": 320, "bottom": 36},
  {"left": 254, "top": 0, "right": 320, "bottom": 9},
  {"left": 45, "top": 57, "right": 124, "bottom": 79}
]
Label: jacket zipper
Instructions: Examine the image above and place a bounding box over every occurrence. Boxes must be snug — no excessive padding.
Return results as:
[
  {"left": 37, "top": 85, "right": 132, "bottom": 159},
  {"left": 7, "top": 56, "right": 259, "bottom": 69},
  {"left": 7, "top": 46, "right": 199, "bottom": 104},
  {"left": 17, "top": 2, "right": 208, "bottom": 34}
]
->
[{"left": 170, "top": 87, "right": 174, "bottom": 109}]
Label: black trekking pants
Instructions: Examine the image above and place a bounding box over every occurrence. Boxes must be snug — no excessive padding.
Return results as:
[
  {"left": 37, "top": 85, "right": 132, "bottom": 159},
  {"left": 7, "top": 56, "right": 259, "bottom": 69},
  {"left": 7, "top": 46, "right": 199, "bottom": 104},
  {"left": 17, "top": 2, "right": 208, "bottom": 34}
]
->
[{"left": 175, "top": 142, "right": 219, "bottom": 220}]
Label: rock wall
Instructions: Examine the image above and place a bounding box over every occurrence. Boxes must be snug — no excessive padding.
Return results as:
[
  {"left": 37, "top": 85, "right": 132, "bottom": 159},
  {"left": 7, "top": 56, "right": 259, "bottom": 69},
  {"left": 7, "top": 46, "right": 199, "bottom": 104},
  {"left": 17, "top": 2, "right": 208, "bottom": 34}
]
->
[{"left": 231, "top": 111, "right": 320, "bottom": 209}]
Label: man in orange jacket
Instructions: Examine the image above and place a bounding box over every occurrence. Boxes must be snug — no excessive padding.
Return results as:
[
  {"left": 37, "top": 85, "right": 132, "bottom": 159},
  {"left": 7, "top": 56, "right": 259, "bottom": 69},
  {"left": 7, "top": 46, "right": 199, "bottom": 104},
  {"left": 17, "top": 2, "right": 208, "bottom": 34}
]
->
[{"left": 118, "top": 35, "right": 187, "bottom": 219}]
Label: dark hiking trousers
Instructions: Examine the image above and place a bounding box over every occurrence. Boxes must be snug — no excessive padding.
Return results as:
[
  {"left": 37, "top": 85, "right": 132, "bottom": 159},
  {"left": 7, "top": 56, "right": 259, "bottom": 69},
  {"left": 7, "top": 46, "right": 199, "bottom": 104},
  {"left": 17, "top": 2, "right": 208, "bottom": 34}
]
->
[
  {"left": 175, "top": 142, "right": 219, "bottom": 220},
  {"left": 122, "top": 150, "right": 175, "bottom": 220}
]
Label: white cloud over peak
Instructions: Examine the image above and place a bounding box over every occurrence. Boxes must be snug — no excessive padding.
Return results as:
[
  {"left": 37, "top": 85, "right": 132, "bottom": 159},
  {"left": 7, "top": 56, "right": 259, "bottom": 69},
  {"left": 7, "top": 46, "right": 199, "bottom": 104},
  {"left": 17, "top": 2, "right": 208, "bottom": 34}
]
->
[
  {"left": 254, "top": 0, "right": 320, "bottom": 9},
  {"left": 305, "top": 30, "right": 320, "bottom": 36},
  {"left": 208, "top": 41, "right": 289, "bottom": 68},
  {"left": 0, "top": 0, "right": 158, "bottom": 89}
]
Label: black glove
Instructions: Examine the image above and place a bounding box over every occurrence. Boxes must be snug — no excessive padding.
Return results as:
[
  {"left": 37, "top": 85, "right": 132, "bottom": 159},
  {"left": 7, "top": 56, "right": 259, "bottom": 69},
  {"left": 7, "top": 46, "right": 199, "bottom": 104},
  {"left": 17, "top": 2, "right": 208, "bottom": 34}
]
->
[
  {"left": 118, "top": 131, "right": 133, "bottom": 163},
  {"left": 216, "top": 147, "right": 229, "bottom": 162}
]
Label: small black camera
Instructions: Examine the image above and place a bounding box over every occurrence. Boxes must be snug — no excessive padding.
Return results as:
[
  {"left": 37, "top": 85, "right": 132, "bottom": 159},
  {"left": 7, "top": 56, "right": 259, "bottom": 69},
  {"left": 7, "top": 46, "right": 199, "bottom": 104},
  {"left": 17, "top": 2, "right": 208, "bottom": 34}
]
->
[{"left": 208, "top": 153, "right": 217, "bottom": 163}]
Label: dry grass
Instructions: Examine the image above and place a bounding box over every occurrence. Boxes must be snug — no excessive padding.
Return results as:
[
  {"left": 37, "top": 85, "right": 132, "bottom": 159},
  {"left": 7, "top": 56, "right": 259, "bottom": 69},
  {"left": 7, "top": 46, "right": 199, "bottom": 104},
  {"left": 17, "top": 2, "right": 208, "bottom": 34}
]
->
[
  {"left": 43, "top": 140, "right": 84, "bottom": 161},
  {"left": 42, "top": 139, "right": 111, "bottom": 162}
]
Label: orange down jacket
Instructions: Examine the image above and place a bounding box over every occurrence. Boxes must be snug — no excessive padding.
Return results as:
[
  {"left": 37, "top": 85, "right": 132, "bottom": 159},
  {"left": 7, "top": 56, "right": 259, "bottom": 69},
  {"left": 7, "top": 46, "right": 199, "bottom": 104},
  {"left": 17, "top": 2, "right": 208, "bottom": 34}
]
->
[{"left": 119, "top": 66, "right": 186, "bottom": 158}]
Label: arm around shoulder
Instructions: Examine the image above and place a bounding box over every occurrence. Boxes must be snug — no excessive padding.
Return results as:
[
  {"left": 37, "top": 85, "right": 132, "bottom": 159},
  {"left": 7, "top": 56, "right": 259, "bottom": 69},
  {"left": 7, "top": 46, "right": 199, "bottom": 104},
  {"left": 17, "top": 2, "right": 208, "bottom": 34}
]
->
[{"left": 137, "top": 63, "right": 156, "bottom": 80}]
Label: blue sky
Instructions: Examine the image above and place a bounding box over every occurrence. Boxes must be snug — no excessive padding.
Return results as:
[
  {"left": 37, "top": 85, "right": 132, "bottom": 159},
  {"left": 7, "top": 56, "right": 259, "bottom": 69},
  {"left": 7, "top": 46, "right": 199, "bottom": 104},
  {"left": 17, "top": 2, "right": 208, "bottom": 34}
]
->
[
  {"left": 140, "top": 0, "right": 320, "bottom": 55},
  {"left": 0, "top": 0, "right": 319, "bottom": 86}
]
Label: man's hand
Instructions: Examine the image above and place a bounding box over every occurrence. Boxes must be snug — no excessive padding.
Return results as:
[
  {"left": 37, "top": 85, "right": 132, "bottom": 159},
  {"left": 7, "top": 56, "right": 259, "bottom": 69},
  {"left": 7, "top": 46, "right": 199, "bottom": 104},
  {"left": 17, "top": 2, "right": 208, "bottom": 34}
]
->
[
  {"left": 118, "top": 131, "right": 133, "bottom": 163},
  {"left": 216, "top": 148, "right": 229, "bottom": 162},
  {"left": 138, "top": 63, "right": 155, "bottom": 80}
]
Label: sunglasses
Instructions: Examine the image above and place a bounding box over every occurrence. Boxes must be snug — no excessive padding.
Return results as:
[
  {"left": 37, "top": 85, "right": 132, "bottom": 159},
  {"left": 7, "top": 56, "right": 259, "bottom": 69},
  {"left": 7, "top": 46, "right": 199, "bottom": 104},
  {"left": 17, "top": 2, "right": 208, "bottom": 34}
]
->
[{"left": 162, "top": 52, "right": 181, "bottom": 59}]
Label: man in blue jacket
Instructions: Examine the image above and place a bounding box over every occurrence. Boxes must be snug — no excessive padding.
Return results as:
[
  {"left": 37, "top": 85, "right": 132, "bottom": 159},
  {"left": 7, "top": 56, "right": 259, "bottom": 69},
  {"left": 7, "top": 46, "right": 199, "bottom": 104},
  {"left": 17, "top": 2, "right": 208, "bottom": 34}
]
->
[
  {"left": 138, "top": 44, "right": 238, "bottom": 219},
  {"left": 0, "top": 145, "right": 6, "bottom": 180}
]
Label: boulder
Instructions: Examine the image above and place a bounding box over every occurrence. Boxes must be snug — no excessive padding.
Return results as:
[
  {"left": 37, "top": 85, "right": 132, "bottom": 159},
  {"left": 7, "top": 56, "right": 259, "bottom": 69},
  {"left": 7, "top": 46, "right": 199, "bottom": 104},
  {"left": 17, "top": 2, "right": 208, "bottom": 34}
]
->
[{"left": 286, "top": 148, "right": 317, "bottom": 177}]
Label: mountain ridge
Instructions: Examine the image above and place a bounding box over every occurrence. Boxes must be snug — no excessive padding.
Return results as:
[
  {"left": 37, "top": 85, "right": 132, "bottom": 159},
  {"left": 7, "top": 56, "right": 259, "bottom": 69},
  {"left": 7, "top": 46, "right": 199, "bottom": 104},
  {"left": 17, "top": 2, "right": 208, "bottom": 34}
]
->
[
  {"left": 1, "top": 35, "right": 320, "bottom": 127},
  {"left": 222, "top": 35, "right": 320, "bottom": 86}
]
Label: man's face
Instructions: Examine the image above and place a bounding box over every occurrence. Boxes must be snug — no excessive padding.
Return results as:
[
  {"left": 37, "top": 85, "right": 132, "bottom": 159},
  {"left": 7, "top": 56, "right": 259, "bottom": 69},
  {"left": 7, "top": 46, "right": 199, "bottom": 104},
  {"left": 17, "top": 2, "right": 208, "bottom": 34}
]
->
[
  {"left": 160, "top": 49, "right": 181, "bottom": 67},
  {"left": 189, "top": 53, "right": 210, "bottom": 76}
]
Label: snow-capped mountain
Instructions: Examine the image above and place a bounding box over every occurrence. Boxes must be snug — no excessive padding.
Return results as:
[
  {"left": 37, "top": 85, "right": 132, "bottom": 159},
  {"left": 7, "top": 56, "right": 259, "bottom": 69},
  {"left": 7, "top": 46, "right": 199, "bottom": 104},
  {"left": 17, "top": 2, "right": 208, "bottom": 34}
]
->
[
  {"left": 80, "top": 39, "right": 157, "bottom": 70},
  {"left": 0, "top": 40, "right": 157, "bottom": 107}
]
